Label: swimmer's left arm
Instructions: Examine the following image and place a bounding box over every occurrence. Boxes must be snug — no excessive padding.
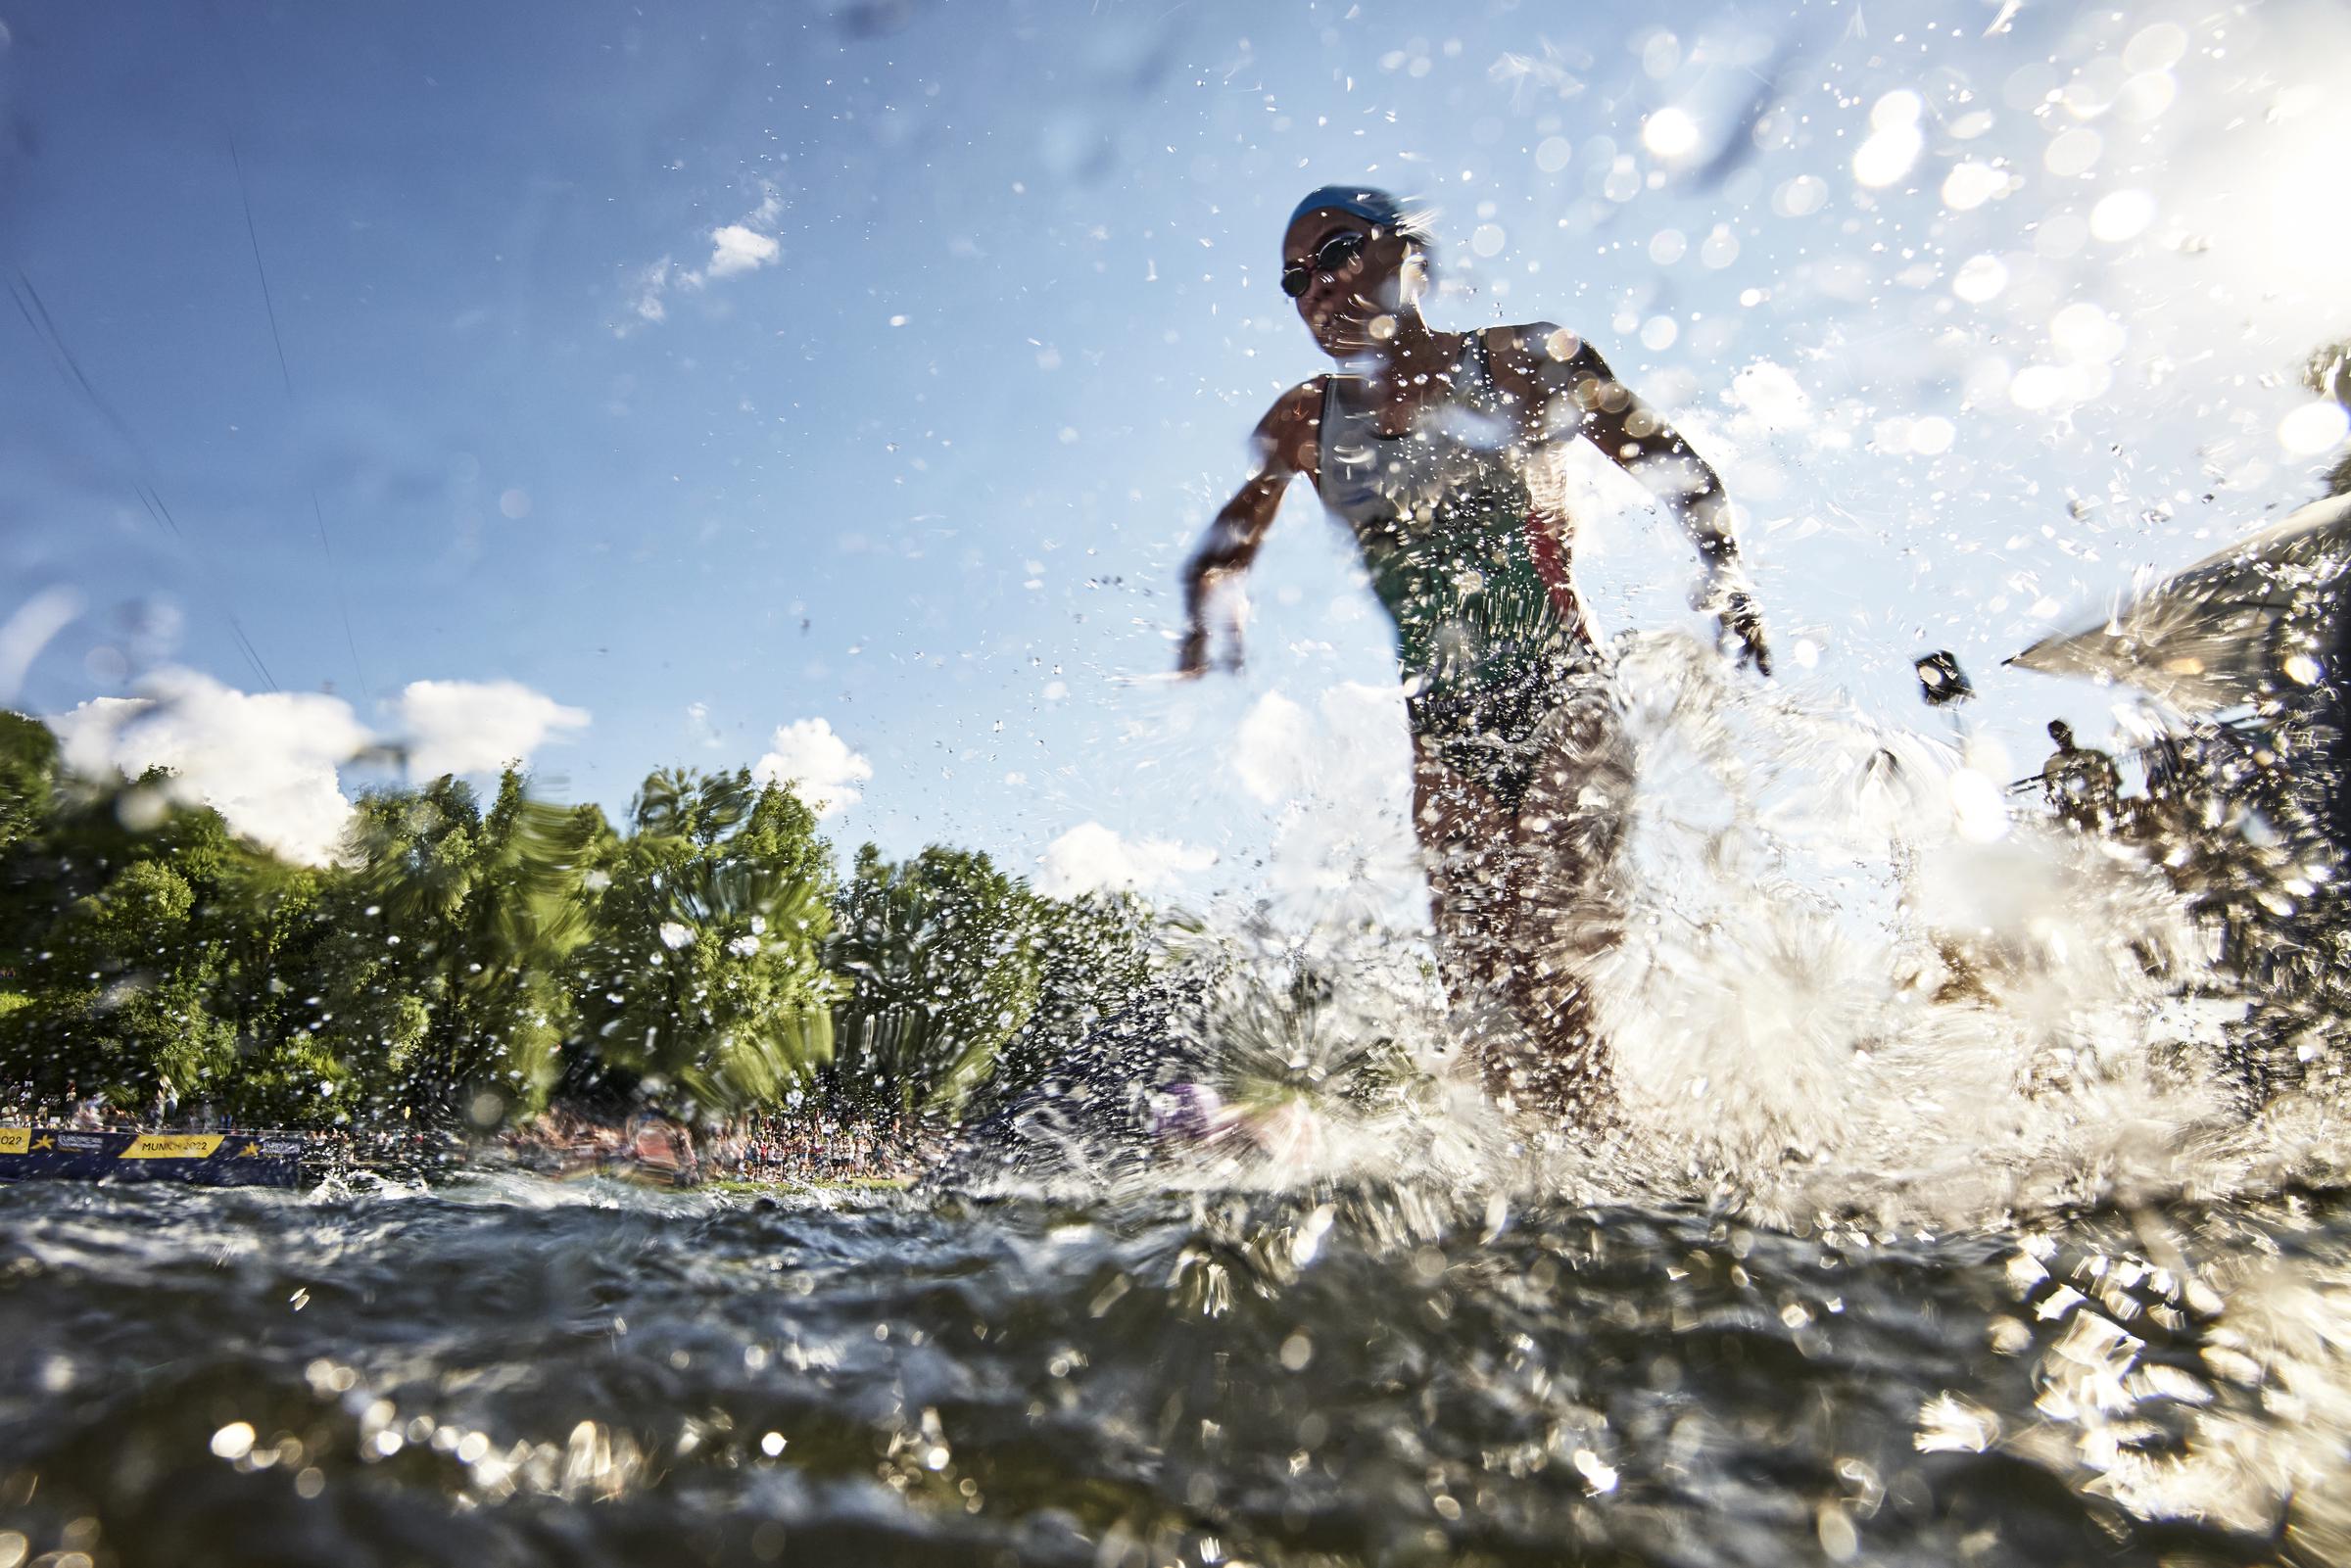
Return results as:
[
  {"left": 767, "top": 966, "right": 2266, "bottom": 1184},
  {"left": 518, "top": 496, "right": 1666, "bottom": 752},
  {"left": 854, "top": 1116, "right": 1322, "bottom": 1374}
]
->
[{"left": 1490, "top": 325, "right": 1771, "bottom": 677}]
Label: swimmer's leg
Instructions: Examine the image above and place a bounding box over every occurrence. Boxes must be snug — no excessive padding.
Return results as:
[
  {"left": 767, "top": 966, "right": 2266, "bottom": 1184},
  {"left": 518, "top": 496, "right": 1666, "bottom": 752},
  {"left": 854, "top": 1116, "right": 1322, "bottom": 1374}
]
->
[
  {"left": 1499, "top": 683, "right": 1636, "bottom": 1126},
  {"left": 1410, "top": 738, "right": 1522, "bottom": 1084}
]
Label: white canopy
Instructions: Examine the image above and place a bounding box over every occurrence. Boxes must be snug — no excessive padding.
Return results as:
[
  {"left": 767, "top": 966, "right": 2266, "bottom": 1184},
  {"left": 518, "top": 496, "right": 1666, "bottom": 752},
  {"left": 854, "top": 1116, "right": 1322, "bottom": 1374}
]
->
[{"left": 2009, "top": 492, "right": 2351, "bottom": 713}]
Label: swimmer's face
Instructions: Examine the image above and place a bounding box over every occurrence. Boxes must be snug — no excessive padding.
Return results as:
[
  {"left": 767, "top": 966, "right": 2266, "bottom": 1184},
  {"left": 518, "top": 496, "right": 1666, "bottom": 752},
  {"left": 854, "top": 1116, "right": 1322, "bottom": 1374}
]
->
[{"left": 1281, "top": 208, "right": 1420, "bottom": 356}]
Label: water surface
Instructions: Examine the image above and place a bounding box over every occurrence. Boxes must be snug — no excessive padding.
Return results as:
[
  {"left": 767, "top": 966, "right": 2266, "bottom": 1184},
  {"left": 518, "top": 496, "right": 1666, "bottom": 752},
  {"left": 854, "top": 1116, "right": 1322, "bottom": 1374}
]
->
[{"left": 2, "top": 1174, "right": 2342, "bottom": 1566}]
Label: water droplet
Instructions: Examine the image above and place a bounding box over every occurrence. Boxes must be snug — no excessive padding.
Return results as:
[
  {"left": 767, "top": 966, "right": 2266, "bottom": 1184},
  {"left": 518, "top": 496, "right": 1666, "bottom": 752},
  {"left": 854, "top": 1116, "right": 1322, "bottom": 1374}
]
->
[
  {"left": 2043, "top": 126, "right": 2102, "bottom": 176},
  {"left": 1853, "top": 123, "right": 1922, "bottom": 187},
  {"left": 2279, "top": 401, "right": 2350, "bottom": 456},
  {"left": 1816, "top": 1503, "right": 1859, "bottom": 1561},
  {"left": 1941, "top": 162, "right": 2004, "bottom": 212},
  {"left": 2124, "top": 22, "right": 2189, "bottom": 73},
  {"left": 2050, "top": 304, "right": 2125, "bottom": 365},
  {"left": 1909, "top": 417, "right": 1956, "bottom": 456},
  {"left": 2008, "top": 364, "right": 2070, "bottom": 411},
  {"left": 1642, "top": 107, "right": 1700, "bottom": 160},
  {"left": 2089, "top": 189, "right": 2156, "bottom": 243},
  {"left": 1773, "top": 174, "right": 1829, "bottom": 217}
]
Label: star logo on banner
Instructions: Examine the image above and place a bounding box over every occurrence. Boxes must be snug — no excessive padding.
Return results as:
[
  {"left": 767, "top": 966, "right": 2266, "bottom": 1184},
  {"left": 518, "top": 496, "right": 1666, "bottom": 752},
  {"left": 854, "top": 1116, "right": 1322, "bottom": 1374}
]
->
[
  {"left": 240, "top": 1142, "right": 262, "bottom": 1158},
  {"left": 31, "top": 1135, "right": 54, "bottom": 1151}
]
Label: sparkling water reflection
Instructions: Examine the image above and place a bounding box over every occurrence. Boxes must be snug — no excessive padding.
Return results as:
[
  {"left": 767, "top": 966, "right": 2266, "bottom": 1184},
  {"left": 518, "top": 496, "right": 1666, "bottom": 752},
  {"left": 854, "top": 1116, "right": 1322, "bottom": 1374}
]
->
[{"left": 0, "top": 1177, "right": 2343, "bottom": 1566}]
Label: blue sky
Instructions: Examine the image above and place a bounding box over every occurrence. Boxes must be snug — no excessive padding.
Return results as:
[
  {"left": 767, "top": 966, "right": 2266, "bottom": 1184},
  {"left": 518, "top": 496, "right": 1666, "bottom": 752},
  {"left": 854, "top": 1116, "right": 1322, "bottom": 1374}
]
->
[{"left": 2, "top": 0, "right": 2347, "bottom": 899}]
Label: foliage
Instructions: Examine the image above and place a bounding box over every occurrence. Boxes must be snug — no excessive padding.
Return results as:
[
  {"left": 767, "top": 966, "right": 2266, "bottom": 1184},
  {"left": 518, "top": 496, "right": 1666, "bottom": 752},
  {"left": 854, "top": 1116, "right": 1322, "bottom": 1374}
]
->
[
  {"left": 0, "top": 712, "right": 57, "bottom": 857},
  {"left": 0, "top": 711, "right": 1163, "bottom": 1131},
  {"left": 978, "top": 889, "right": 1165, "bottom": 1113},
  {"left": 0, "top": 774, "right": 276, "bottom": 1116},
  {"left": 570, "top": 770, "right": 841, "bottom": 1115},
  {"left": 826, "top": 844, "right": 1046, "bottom": 1117},
  {"left": 322, "top": 771, "right": 612, "bottom": 1120}
]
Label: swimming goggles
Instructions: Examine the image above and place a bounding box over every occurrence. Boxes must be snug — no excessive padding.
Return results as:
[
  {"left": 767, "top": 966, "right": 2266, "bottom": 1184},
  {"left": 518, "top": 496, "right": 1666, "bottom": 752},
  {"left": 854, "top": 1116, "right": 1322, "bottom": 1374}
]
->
[{"left": 1280, "top": 230, "right": 1369, "bottom": 298}]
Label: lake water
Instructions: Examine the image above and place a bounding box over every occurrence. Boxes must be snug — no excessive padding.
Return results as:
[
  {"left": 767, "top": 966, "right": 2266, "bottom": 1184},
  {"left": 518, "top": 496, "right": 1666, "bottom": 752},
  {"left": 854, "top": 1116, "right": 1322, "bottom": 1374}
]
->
[{"left": 2, "top": 1169, "right": 2344, "bottom": 1567}]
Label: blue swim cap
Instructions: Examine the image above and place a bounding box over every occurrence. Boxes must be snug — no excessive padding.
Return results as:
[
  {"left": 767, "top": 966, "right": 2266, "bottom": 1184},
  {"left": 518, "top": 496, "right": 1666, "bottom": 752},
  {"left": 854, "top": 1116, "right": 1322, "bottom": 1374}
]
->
[{"left": 1287, "top": 184, "right": 1416, "bottom": 234}]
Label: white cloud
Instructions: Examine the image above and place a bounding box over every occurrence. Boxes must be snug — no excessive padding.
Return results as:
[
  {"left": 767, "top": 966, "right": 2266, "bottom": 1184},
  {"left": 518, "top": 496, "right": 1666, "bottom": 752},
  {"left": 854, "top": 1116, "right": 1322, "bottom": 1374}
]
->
[
  {"left": 751, "top": 717, "right": 872, "bottom": 818},
  {"left": 50, "top": 668, "right": 370, "bottom": 866},
  {"left": 44, "top": 669, "right": 594, "bottom": 865},
  {"left": 1233, "top": 690, "right": 1314, "bottom": 803},
  {"left": 392, "top": 679, "right": 590, "bottom": 780},
  {"left": 629, "top": 259, "right": 673, "bottom": 322},
  {"left": 1229, "top": 684, "right": 1418, "bottom": 915},
  {"left": 1036, "top": 821, "right": 1216, "bottom": 898},
  {"left": 621, "top": 188, "right": 784, "bottom": 329},
  {"left": 707, "top": 223, "right": 780, "bottom": 278},
  {"left": 1232, "top": 683, "right": 1406, "bottom": 806}
]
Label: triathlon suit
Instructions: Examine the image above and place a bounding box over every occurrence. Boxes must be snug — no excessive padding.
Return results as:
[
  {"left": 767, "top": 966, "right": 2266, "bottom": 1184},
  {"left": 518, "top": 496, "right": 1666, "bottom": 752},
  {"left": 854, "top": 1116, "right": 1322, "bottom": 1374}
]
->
[{"left": 1316, "top": 331, "right": 1599, "bottom": 806}]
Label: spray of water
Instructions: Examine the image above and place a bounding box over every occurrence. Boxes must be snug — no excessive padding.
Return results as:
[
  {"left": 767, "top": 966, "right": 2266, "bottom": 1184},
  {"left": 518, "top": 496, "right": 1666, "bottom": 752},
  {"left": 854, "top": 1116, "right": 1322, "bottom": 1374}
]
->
[
  {"left": 1078, "top": 632, "right": 2347, "bottom": 1233},
  {"left": 936, "top": 636, "right": 2351, "bottom": 1547}
]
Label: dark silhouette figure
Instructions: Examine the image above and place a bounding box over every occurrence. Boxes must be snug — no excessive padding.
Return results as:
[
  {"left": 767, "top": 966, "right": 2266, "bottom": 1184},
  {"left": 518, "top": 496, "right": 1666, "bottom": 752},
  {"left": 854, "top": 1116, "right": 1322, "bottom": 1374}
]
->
[{"left": 2039, "top": 720, "right": 2121, "bottom": 832}]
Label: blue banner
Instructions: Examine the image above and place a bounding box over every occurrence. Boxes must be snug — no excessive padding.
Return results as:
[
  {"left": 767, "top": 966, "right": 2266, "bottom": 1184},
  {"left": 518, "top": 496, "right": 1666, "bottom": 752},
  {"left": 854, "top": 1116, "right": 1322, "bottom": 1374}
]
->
[{"left": 0, "top": 1128, "right": 305, "bottom": 1188}]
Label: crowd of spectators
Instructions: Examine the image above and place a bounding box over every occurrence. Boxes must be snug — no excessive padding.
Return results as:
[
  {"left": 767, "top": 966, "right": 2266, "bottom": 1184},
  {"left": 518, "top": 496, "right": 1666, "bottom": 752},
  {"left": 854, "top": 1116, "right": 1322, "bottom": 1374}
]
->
[
  {"left": 704, "top": 1112, "right": 935, "bottom": 1183},
  {"left": 506, "top": 1106, "right": 932, "bottom": 1186},
  {"left": 5, "top": 1081, "right": 926, "bottom": 1187},
  {"left": 1, "top": 1078, "right": 204, "bottom": 1131}
]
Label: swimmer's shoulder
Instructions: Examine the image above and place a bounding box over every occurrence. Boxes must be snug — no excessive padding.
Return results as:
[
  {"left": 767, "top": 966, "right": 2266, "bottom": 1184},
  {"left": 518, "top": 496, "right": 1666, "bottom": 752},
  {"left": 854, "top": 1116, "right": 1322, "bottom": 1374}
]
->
[
  {"left": 1474, "top": 322, "right": 1619, "bottom": 425},
  {"left": 1254, "top": 375, "right": 1331, "bottom": 483},
  {"left": 1480, "top": 320, "right": 1602, "bottom": 382}
]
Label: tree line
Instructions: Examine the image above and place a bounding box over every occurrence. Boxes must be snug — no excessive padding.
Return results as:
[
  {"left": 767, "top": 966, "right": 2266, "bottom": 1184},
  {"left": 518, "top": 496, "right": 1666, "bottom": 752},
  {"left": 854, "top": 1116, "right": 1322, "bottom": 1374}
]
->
[{"left": 0, "top": 711, "right": 1162, "bottom": 1130}]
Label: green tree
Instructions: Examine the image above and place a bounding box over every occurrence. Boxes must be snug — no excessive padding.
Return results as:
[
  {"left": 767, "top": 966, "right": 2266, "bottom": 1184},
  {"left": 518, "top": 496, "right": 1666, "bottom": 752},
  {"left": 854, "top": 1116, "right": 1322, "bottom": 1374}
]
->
[
  {"left": 32, "top": 857, "right": 238, "bottom": 1104},
  {"left": 189, "top": 832, "right": 354, "bottom": 1124},
  {"left": 339, "top": 771, "right": 605, "bottom": 1121},
  {"left": 569, "top": 770, "right": 840, "bottom": 1116},
  {"left": 975, "top": 888, "right": 1165, "bottom": 1113},
  {"left": 0, "top": 711, "right": 58, "bottom": 858},
  {"left": 0, "top": 765, "right": 273, "bottom": 1115},
  {"left": 826, "top": 844, "right": 1049, "bottom": 1117},
  {"left": 0, "top": 708, "right": 1178, "bottom": 1137},
  {"left": 0, "top": 712, "right": 65, "bottom": 1074}
]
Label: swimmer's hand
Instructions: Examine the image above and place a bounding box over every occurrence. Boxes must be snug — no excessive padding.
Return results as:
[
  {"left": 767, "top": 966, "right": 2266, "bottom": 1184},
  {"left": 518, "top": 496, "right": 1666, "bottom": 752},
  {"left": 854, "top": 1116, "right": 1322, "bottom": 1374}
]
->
[
  {"left": 1693, "top": 559, "right": 1771, "bottom": 677},
  {"left": 1176, "top": 623, "right": 1240, "bottom": 678},
  {"left": 1176, "top": 624, "right": 1212, "bottom": 679},
  {"left": 1719, "top": 589, "right": 1772, "bottom": 678}
]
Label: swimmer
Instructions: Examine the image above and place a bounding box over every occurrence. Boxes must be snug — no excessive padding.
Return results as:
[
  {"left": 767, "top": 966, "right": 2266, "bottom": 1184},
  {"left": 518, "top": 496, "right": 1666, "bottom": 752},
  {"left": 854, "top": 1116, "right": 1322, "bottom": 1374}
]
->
[{"left": 1176, "top": 184, "right": 1770, "bottom": 1124}]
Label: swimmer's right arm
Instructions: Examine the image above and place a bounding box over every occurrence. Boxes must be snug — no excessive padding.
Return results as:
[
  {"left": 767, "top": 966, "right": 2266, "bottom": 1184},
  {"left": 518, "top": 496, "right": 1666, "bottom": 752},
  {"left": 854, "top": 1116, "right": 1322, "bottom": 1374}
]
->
[{"left": 1177, "top": 380, "right": 1322, "bottom": 677}]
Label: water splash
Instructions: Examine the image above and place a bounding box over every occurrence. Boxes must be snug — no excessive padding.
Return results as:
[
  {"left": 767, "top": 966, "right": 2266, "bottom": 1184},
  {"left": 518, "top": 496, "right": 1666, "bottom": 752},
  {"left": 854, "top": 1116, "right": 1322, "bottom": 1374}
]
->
[{"left": 1051, "top": 632, "right": 2347, "bottom": 1235}]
